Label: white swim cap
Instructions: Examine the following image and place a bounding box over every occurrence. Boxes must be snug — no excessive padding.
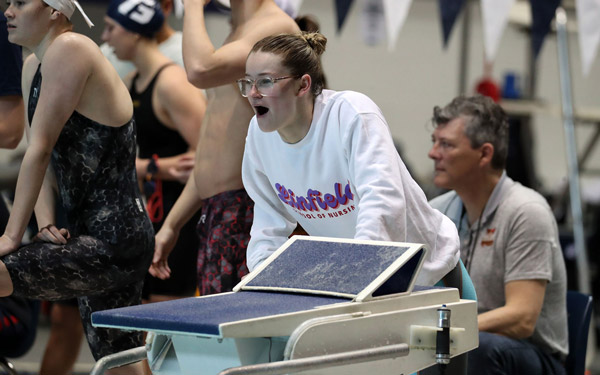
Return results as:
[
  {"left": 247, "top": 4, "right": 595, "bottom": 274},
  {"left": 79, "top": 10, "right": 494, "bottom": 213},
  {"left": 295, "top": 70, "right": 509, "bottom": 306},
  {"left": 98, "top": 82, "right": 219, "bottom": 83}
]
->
[{"left": 43, "top": 0, "right": 94, "bottom": 27}]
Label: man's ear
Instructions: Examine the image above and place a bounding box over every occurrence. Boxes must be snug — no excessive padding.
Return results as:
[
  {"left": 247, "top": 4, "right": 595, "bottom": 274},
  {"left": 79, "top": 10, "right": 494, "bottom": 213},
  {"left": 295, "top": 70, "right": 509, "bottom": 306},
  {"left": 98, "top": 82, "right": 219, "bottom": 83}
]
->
[
  {"left": 479, "top": 142, "right": 495, "bottom": 167},
  {"left": 297, "top": 74, "right": 312, "bottom": 97}
]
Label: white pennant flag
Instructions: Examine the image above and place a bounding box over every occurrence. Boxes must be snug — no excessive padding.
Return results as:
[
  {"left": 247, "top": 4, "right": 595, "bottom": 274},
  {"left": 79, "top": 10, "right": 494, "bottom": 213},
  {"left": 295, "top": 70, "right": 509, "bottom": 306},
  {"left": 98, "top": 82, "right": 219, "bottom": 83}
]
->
[
  {"left": 382, "top": 0, "right": 413, "bottom": 51},
  {"left": 481, "top": 0, "right": 516, "bottom": 62},
  {"left": 576, "top": 0, "right": 600, "bottom": 76},
  {"left": 277, "top": 0, "right": 304, "bottom": 18}
]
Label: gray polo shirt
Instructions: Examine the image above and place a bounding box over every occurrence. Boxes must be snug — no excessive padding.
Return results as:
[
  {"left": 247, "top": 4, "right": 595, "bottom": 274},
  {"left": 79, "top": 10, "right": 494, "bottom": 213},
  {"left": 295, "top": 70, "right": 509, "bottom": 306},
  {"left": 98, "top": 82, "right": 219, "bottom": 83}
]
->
[{"left": 430, "top": 172, "right": 568, "bottom": 357}]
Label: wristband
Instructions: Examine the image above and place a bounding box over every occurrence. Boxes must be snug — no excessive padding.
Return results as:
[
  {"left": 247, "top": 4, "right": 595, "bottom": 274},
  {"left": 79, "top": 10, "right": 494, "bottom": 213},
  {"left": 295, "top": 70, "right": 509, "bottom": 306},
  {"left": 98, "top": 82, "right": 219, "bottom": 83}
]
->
[{"left": 145, "top": 154, "right": 159, "bottom": 181}]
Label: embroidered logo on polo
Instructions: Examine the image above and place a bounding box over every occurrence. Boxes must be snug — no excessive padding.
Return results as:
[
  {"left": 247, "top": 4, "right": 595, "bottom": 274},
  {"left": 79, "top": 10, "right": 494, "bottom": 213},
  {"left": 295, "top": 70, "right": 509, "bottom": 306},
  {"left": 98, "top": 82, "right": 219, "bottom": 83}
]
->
[
  {"left": 275, "top": 181, "right": 356, "bottom": 219},
  {"left": 481, "top": 227, "right": 495, "bottom": 247}
]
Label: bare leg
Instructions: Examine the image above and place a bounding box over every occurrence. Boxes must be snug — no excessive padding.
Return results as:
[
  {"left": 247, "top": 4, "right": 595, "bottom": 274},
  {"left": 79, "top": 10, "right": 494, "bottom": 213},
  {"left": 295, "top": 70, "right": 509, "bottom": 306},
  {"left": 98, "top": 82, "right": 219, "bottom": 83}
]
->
[
  {"left": 0, "top": 260, "right": 13, "bottom": 297},
  {"left": 39, "top": 303, "right": 84, "bottom": 375}
]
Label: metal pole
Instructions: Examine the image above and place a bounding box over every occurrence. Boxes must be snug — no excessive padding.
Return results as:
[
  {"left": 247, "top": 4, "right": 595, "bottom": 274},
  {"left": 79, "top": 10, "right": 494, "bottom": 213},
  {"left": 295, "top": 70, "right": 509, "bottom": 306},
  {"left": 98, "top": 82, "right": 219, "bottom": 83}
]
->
[
  {"left": 458, "top": 0, "right": 471, "bottom": 95},
  {"left": 555, "top": 7, "right": 590, "bottom": 294},
  {"left": 218, "top": 343, "right": 410, "bottom": 375},
  {"left": 89, "top": 346, "right": 147, "bottom": 375}
]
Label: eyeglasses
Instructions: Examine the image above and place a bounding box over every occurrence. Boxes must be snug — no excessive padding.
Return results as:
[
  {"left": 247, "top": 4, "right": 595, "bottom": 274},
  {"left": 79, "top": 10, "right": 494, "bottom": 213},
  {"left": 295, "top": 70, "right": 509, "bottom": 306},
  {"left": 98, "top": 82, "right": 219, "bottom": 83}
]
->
[{"left": 236, "top": 76, "right": 298, "bottom": 97}]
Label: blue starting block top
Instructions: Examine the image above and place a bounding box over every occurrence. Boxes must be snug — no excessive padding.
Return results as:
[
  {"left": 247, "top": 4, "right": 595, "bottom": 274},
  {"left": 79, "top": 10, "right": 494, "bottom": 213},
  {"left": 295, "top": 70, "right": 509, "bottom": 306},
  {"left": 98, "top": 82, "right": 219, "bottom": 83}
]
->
[
  {"left": 236, "top": 236, "right": 426, "bottom": 301},
  {"left": 92, "top": 237, "right": 428, "bottom": 337},
  {"left": 92, "top": 291, "right": 350, "bottom": 336}
]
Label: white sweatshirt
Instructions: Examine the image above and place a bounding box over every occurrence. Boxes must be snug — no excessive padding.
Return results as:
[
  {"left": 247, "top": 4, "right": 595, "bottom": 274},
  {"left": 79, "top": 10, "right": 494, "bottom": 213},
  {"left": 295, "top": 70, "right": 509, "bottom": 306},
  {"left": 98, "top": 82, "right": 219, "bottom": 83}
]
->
[{"left": 242, "top": 90, "right": 459, "bottom": 285}]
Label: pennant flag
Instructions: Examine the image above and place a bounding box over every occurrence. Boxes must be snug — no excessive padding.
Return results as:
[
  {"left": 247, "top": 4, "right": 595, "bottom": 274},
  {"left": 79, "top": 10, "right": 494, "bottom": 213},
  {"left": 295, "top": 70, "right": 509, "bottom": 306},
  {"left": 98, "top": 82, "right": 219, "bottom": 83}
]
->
[
  {"left": 530, "top": 0, "right": 561, "bottom": 58},
  {"left": 481, "top": 0, "right": 516, "bottom": 62},
  {"left": 360, "top": 0, "right": 386, "bottom": 46},
  {"left": 174, "top": 0, "right": 183, "bottom": 18},
  {"left": 382, "top": 0, "right": 413, "bottom": 51},
  {"left": 576, "top": 0, "right": 600, "bottom": 76},
  {"left": 438, "top": 0, "right": 465, "bottom": 48},
  {"left": 335, "top": 0, "right": 355, "bottom": 34},
  {"left": 278, "top": 0, "right": 304, "bottom": 19}
]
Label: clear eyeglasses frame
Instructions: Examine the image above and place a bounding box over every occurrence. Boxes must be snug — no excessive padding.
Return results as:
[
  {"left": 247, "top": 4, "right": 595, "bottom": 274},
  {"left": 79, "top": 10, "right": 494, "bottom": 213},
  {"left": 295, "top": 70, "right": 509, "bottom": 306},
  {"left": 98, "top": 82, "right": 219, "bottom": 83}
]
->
[{"left": 236, "top": 76, "right": 299, "bottom": 97}]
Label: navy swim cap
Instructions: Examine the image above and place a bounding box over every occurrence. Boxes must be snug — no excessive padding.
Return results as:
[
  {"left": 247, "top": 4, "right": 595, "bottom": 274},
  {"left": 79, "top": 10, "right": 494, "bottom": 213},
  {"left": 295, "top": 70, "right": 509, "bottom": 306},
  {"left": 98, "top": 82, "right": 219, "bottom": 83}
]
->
[{"left": 106, "top": 0, "right": 165, "bottom": 38}]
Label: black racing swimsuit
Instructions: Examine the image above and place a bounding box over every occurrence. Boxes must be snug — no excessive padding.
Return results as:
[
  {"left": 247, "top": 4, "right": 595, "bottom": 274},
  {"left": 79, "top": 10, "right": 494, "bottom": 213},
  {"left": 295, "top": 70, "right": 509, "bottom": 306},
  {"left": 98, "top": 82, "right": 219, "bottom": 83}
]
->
[{"left": 1, "top": 64, "right": 154, "bottom": 360}]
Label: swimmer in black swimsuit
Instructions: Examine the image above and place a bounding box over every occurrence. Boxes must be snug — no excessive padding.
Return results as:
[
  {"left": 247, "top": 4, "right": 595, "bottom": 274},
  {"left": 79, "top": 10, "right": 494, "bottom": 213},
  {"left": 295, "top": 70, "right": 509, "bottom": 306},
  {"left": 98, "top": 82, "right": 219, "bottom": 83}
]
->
[
  {"left": 102, "top": 0, "right": 205, "bottom": 302},
  {"left": 1, "top": 0, "right": 153, "bottom": 373}
]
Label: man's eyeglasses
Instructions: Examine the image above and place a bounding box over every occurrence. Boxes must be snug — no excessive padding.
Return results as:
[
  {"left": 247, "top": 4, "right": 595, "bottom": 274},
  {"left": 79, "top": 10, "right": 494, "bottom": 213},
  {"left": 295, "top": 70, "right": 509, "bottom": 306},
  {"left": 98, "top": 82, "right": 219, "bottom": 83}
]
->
[{"left": 236, "top": 76, "right": 298, "bottom": 97}]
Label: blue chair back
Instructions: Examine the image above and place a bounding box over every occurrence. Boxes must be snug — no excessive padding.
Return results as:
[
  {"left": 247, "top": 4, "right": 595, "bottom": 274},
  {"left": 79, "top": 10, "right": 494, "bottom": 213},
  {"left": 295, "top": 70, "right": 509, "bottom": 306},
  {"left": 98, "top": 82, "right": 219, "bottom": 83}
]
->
[
  {"left": 566, "top": 290, "right": 593, "bottom": 375},
  {"left": 435, "top": 259, "right": 477, "bottom": 301}
]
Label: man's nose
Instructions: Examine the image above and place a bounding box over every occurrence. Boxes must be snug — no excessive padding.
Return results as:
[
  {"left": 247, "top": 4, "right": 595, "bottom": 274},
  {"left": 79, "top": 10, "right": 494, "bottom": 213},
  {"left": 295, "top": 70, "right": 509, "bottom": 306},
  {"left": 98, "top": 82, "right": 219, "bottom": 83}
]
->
[{"left": 428, "top": 143, "right": 439, "bottom": 160}]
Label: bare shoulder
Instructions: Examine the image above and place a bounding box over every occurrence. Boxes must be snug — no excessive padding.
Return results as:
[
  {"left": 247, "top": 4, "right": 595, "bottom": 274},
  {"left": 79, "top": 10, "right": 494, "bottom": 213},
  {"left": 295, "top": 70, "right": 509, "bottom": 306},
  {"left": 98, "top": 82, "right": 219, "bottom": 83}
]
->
[
  {"left": 156, "top": 64, "right": 189, "bottom": 92},
  {"left": 43, "top": 32, "right": 99, "bottom": 69},
  {"left": 49, "top": 32, "right": 99, "bottom": 54},
  {"left": 243, "top": 6, "right": 300, "bottom": 41},
  {"left": 154, "top": 64, "right": 202, "bottom": 109}
]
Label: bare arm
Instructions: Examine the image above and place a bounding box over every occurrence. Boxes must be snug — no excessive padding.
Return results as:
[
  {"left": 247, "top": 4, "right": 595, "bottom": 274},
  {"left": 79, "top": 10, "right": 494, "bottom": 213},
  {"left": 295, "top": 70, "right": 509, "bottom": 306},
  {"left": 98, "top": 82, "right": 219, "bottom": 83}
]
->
[
  {"left": 149, "top": 173, "right": 203, "bottom": 279},
  {"left": 136, "top": 66, "right": 205, "bottom": 183},
  {"left": 182, "top": 0, "right": 299, "bottom": 88},
  {"left": 33, "top": 164, "right": 57, "bottom": 230},
  {"left": 157, "top": 66, "right": 205, "bottom": 147},
  {"left": 20, "top": 115, "right": 56, "bottom": 230},
  {"left": 478, "top": 279, "right": 547, "bottom": 339},
  {"left": 0, "top": 37, "right": 91, "bottom": 254},
  {"left": 182, "top": 0, "right": 250, "bottom": 88},
  {"left": 0, "top": 96, "right": 24, "bottom": 149}
]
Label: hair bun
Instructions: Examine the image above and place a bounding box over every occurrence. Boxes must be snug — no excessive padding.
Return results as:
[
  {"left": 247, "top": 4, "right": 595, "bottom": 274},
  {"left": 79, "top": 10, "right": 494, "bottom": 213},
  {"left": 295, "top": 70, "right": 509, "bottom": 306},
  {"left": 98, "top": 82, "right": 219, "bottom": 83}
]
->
[{"left": 302, "top": 32, "right": 327, "bottom": 56}]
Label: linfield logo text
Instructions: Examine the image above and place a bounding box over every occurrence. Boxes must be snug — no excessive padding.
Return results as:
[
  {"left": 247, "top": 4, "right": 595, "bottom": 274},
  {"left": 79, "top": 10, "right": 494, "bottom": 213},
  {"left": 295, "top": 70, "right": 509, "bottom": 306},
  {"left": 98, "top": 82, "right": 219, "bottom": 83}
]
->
[{"left": 275, "top": 182, "right": 354, "bottom": 212}]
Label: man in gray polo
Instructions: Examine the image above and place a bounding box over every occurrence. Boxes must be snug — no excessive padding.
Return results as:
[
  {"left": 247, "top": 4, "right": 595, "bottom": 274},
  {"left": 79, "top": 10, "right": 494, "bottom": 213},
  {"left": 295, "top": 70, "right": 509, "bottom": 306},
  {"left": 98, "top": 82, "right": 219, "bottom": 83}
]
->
[{"left": 428, "top": 95, "right": 568, "bottom": 375}]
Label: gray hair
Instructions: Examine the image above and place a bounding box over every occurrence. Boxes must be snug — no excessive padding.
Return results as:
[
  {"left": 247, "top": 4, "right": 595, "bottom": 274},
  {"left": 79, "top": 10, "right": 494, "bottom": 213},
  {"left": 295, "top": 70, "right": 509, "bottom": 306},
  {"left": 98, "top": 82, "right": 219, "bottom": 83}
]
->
[{"left": 432, "top": 95, "right": 509, "bottom": 170}]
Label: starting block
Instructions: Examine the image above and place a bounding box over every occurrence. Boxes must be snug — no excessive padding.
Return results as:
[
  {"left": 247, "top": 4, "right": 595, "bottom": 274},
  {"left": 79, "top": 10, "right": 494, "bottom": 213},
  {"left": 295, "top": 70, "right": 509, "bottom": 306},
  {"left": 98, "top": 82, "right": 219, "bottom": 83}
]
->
[{"left": 91, "top": 236, "right": 478, "bottom": 375}]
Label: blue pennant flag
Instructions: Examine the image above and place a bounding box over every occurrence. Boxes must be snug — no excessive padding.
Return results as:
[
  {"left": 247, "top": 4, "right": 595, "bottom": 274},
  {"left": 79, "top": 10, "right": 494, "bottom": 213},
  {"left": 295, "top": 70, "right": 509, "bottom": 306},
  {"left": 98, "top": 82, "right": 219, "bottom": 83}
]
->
[
  {"left": 438, "top": 0, "right": 465, "bottom": 47},
  {"left": 530, "top": 0, "right": 562, "bottom": 58},
  {"left": 335, "top": 0, "right": 356, "bottom": 34}
]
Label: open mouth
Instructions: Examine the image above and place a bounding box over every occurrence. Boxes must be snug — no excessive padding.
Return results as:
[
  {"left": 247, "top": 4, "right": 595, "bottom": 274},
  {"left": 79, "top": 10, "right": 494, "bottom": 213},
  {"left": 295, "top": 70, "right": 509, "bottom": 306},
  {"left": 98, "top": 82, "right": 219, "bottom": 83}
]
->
[{"left": 255, "top": 106, "right": 269, "bottom": 116}]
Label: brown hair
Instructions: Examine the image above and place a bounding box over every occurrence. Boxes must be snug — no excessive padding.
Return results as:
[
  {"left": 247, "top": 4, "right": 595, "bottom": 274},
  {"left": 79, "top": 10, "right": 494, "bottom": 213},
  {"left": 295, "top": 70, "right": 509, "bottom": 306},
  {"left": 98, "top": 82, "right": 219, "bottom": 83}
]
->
[{"left": 250, "top": 32, "right": 327, "bottom": 96}]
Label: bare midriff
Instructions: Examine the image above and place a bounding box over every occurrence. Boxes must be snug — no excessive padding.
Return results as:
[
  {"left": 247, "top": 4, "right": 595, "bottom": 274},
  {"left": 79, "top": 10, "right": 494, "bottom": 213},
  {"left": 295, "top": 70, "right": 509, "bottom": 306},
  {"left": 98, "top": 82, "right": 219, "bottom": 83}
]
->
[{"left": 193, "top": 83, "right": 255, "bottom": 199}]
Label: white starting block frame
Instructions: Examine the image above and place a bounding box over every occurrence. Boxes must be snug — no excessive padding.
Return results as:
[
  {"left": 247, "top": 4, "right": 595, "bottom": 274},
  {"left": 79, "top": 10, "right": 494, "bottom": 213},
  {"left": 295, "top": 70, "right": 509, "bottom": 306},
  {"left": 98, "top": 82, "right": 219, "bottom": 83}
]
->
[{"left": 91, "top": 236, "right": 478, "bottom": 375}]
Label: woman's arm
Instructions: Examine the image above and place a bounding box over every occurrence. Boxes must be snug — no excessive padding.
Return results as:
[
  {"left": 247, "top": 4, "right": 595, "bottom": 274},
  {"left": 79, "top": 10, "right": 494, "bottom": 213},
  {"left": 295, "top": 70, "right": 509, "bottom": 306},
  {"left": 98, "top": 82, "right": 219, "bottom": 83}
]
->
[
  {"left": 241, "top": 122, "right": 297, "bottom": 271},
  {"left": 344, "top": 100, "right": 459, "bottom": 285},
  {"left": 156, "top": 65, "right": 204, "bottom": 148},
  {"left": 343, "top": 110, "right": 409, "bottom": 242},
  {"left": 0, "top": 36, "right": 92, "bottom": 254},
  {"left": 135, "top": 65, "right": 205, "bottom": 184},
  {"left": 149, "top": 172, "right": 203, "bottom": 279}
]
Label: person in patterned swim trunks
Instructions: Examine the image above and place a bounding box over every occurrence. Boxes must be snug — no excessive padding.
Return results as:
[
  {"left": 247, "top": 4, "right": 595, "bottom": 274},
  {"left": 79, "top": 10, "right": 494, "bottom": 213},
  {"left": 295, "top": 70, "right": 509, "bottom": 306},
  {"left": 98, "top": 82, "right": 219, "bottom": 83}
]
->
[
  {"left": 0, "top": 0, "right": 153, "bottom": 374},
  {"left": 149, "top": 0, "right": 300, "bottom": 296}
]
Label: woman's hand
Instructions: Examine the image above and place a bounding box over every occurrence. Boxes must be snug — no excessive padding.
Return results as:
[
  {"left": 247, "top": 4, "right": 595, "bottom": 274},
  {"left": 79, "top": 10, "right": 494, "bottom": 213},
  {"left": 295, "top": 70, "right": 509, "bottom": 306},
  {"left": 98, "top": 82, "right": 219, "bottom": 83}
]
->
[
  {"left": 0, "top": 234, "right": 20, "bottom": 257},
  {"left": 149, "top": 226, "right": 179, "bottom": 280},
  {"left": 33, "top": 224, "right": 70, "bottom": 245},
  {"left": 169, "top": 154, "right": 195, "bottom": 184}
]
